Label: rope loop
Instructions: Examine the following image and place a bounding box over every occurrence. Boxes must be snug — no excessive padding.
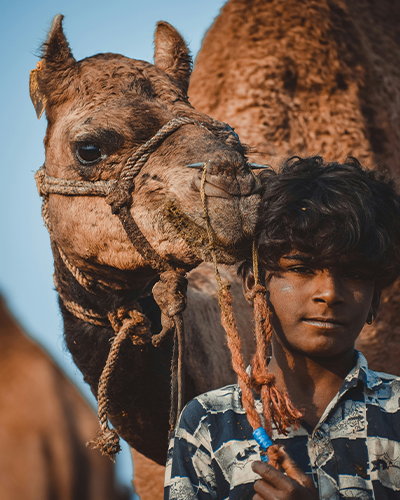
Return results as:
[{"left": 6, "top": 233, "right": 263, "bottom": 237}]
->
[
  {"left": 245, "top": 284, "right": 266, "bottom": 303},
  {"left": 108, "top": 306, "right": 152, "bottom": 345},
  {"left": 35, "top": 165, "right": 47, "bottom": 197},
  {"left": 88, "top": 304, "right": 152, "bottom": 460},
  {"left": 251, "top": 355, "right": 275, "bottom": 391},
  {"left": 106, "top": 186, "right": 133, "bottom": 214},
  {"left": 88, "top": 428, "right": 121, "bottom": 460}
]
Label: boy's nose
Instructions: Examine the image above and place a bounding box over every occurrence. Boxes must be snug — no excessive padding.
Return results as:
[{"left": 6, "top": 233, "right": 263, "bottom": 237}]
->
[{"left": 312, "top": 271, "right": 344, "bottom": 305}]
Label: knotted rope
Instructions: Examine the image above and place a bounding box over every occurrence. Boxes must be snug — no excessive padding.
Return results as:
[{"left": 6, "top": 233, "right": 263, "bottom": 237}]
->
[
  {"left": 55, "top": 271, "right": 186, "bottom": 456},
  {"left": 246, "top": 243, "right": 302, "bottom": 437},
  {"left": 152, "top": 271, "right": 188, "bottom": 435},
  {"left": 89, "top": 305, "right": 152, "bottom": 460},
  {"left": 200, "top": 163, "right": 302, "bottom": 468}
]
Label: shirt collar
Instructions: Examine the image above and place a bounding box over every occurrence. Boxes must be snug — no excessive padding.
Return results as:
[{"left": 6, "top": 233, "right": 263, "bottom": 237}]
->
[
  {"left": 339, "top": 350, "right": 383, "bottom": 394},
  {"left": 315, "top": 351, "right": 384, "bottom": 428}
]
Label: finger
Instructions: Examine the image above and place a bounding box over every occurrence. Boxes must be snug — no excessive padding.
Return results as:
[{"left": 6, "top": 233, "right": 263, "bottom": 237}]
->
[
  {"left": 253, "top": 494, "right": 272, "bottom": 500},
  {"left": 252, "top": 493, "right": 275, "bottom": 500},
  {"left": 279, "top": 447, "right": 316, "bottom": 490},
  {"left": 252, "top": 460, "right": 289, "bottom": 489},
  {"left": 253, "top": 479, "right": 276, "bottom": 500}
]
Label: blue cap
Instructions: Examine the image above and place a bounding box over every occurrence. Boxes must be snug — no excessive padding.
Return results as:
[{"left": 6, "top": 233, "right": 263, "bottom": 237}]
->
[{"left": 253, "top": 427, "right": 273, "bottom": 463}]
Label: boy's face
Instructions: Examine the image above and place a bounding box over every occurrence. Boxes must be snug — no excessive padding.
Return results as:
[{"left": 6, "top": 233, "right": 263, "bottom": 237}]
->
[{"left": 264, "top": 251, "right": 380, "bottom": 358}]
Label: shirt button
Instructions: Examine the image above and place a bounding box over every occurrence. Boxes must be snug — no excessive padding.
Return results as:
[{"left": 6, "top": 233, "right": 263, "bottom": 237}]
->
[{"left": 314, "top": 429, "right": 323, "bottom": 440}]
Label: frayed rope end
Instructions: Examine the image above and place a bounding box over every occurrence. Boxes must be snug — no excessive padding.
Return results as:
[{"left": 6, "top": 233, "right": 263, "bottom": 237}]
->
[{"left": 87, "top": 428, "right": 121, "bottom": 461}]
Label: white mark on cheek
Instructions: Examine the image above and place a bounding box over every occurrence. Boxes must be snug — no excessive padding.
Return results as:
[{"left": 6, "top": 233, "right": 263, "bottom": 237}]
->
[{"left": 281, "top": 285, "right": 293, "bottom": 292}]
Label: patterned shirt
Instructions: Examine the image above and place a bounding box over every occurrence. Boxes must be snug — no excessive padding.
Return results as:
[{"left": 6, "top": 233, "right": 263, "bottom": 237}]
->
[{"left": 164, "top": 352, "right": 400, "bottom": 499}]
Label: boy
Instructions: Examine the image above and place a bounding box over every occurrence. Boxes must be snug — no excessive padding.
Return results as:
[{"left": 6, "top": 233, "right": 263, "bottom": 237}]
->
[{"left": 164, "top": 156, "right": 400, "bottom": 499}]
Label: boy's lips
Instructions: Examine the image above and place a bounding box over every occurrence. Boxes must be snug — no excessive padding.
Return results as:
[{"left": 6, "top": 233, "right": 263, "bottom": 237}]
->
[{"left": 302, "top": 317, "right": 345, "bottom": 329}]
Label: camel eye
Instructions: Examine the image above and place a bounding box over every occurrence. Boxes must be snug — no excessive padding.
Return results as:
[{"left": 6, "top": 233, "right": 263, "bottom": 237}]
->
[{"left": 76, "top": 143, "right": 103, "bottom": 164}]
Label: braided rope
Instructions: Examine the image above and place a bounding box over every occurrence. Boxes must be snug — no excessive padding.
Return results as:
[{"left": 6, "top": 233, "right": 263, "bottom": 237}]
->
[
  {"left": 88, "top": 306, "right": 152, "bottom": 460},
  {"left": 35, "top": 117, "right": 209, "bottom": 286},
  {"left": 249, "top": 242, "right": 303, "bottom": 437},
  {"left": 200, "top": 165, "right": 223, "bottom": 288},
  {"left": 199, "top": 164, "right": 261, "bottom": 429},
  {"left": 60, "top": 296, "right": 108, "bottom": 326},
  {"left": 35, "top": 165, "right": 116, "bottom": 196},
  {"left": 36, "top": 117, "right": 209, "bottom": 201},
  {"left": 120, "top": 117, "right": 207, "bottom": 184},
  {"left": 53, "top": 275, "right": 108, "bottom": 326},
  {"left": 200, "top": 164, "right": 302, "bottom": 466},
  {"left": 39, "top": 195, "right": 97, "bottom": 292}
]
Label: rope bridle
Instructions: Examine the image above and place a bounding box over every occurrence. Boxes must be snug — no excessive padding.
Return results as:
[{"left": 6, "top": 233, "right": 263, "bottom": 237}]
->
[{"left": 35, "top": 116, "right": 220, "bottom": 458}]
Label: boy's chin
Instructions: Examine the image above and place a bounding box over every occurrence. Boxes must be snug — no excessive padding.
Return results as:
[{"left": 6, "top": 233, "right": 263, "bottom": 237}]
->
[{"left": 297, "top": 341, "right": 356, "bottom": 360}]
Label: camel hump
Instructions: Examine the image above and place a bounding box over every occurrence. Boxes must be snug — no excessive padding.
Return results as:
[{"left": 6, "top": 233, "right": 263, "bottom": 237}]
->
[{"left": 154, "top": 21, "right": 192, "bottom": 93}]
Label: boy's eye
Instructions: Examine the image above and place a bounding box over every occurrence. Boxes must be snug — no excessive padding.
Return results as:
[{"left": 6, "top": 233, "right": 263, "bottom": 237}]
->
[
  {"left": 341, "top": 270, "right": 369, "bottom": 280},
  {"left": 288, "top": 266, "right": 314, "bottom": 275}
]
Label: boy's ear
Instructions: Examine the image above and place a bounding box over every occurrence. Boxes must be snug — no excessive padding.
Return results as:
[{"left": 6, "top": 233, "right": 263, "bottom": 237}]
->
[
  {"left": 240, "top": 263, "right": 256, "bottom": 306},
  {"left": 368, "top": 290, "right": 381, "bottom": 323}
]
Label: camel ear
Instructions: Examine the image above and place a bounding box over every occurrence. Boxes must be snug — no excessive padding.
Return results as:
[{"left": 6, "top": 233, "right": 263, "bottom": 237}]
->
[
  {"left": 29, "top": 61, "right": 47, "bottom": 119},
  {"left": 154, "top": 21, "right": 192, "bottom": 94},
  {"left": 30, "top": 14, "right": 76, "bottom": 116},
  {"left": 41, "top": 14, "right": 75, "bottom": 67}
]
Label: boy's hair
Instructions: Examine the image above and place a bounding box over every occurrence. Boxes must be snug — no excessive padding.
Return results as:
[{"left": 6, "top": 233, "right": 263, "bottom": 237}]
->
[
  {"left": 228, "top": 156, "right": 400, "bottom": 452},
  {"left": 257, "top": 156, "right": 400, "bottom": 289}
]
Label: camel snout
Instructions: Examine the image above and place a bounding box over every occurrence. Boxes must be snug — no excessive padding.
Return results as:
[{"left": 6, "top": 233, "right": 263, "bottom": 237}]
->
[{"left": 190, "top": 160, "right": 259, "bottom": 197}]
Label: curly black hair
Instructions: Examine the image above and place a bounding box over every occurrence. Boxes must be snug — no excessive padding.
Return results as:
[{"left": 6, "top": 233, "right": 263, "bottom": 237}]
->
[{"left": 256, "top": 156, "right": 400, "bottom": 290}]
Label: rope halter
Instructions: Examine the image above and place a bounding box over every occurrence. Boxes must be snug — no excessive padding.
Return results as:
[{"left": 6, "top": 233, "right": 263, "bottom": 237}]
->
[{"left": 36, "top": 116, "right": 217, "bottom": 458}]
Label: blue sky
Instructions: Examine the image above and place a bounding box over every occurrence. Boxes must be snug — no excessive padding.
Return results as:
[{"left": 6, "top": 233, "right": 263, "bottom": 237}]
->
[{"left": 0, "top": 0, "right": 226, "bottom": 492}]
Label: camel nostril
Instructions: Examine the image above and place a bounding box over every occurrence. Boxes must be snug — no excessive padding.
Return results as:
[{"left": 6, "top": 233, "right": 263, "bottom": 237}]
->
[
  {"left": 191, "top": 168, "right": 259, "bottom": 197},
  {"left": 187, "top": 159, "right": 261, "bottom": 196}
]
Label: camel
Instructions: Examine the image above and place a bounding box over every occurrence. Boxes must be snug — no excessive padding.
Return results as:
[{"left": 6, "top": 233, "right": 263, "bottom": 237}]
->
[
  {"left": 189, "top": 0, "right": 400, "bottom": 376},
  {"left": 30, "top": 14, "right": 259, "bottom": 474},
  {"left": 0, "top": 293, "right": 128, "bottom": 500}
]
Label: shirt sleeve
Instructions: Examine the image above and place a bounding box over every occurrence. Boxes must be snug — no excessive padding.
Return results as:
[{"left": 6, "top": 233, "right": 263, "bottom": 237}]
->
[{"left": 164, "top": 397, "right": 217, "bottom": 500}]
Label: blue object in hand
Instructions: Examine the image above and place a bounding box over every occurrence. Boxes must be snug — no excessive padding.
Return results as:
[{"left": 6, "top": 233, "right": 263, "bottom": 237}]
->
[{"left": 253, "top": 427, "right": 273, "bottom": 463}]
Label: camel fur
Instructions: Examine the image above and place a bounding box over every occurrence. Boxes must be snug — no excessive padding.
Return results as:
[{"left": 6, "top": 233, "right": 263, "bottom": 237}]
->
[
  {"left": 31, "top": 15, "right": 258, "bottom": 467},
  {"left": 0, "top": 294, "right": 127, "bottom": 500},
  {"left": 189, "top": 0, "right": 400, "bottom": 376}
]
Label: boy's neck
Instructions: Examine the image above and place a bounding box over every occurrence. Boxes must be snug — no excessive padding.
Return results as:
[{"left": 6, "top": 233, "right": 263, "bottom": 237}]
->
[{"left": 269, "top": 337, "right": 357, "bottom": 428}]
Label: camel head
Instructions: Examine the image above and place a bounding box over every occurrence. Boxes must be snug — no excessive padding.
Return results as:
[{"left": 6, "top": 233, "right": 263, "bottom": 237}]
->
[{"left": 31, "top": 15, "right": 260, "bottom": 290}]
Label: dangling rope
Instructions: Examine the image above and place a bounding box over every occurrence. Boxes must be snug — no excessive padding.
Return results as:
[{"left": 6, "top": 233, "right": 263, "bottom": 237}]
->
[
  {"left": 152, "top": 270, "right": 188, "bottom": 436},
  {"left": 167, "top": 314, "right": 185, "bottom": 436},
  {"left": 200, "top": 163, "right": 302, "bottom": 467},
  {"left": 248, "top": 241, "right": 303, "bottom": 440},
  {"left": 88, "top": 306, "right": 152, "bottom": 460}
]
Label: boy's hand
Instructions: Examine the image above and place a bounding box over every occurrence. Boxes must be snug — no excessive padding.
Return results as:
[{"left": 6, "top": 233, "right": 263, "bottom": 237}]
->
[{"left": 252, "top": 448, "right": 318, "bottom": 500}]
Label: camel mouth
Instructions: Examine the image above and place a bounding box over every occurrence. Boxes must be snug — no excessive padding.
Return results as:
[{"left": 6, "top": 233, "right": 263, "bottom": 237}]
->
[
  {"left": 190, "top": 176, "right": 231, "bottom": 199},
  {"left": 190, "top": 172, "right": 258, "bottom": 198},
  {"left": 163, "top": 198, "right": 255, "bottom": 264}
]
